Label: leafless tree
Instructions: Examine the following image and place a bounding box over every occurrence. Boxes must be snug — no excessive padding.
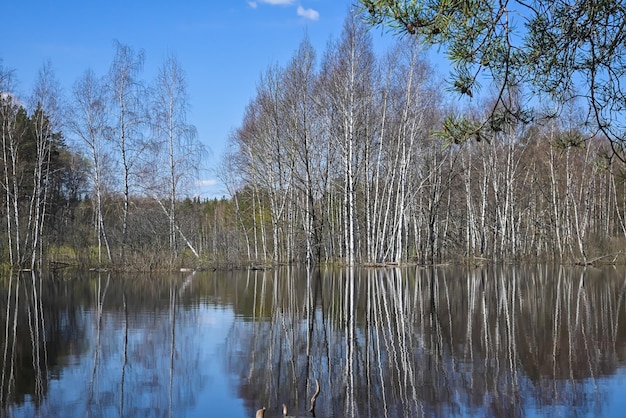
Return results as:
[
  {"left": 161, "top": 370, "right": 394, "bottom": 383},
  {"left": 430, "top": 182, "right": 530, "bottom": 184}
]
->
[
  {"left": 107, "top": 41, "right": 147, "bottom": 261},
  {"left": 318, "top": 13, "right": 376, "bottom": 265},
  {"left": 282, "top": 37, "right": 327, "bottom": 263},
  {"left": 150, "top": 53, "right": 203, "bottom": 261},
  {"left": 27, "top": 62, "right": 62, "bottom": 270},
  {"left": 69, "top": 69, "right": 113, "bottom": 264},
  {"left": 0, "top": 63, "right": 21, "bottom": 266}
]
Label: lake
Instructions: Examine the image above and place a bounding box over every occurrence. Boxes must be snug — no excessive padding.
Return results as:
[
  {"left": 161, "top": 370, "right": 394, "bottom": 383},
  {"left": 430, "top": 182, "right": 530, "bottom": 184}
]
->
[{"left": 2, "top": 265, "right": 626, "bottom": 417}]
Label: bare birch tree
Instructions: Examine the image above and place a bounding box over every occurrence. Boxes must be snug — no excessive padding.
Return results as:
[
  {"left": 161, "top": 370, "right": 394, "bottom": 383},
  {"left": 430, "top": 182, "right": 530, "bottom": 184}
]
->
[
  {"left": 319, "top": 13, "right": 376, "bottom": 265},
  {"left": 0, "top": 63, "right": 21, "bottom": 266},
  {"left": 369, "top": 39, "right": 438, "bottom": 264},
  {"left": 108, "top": 41, "right": 147, "bottom": 261},
  {"left": 150, "top": 53, "right": 203, "bottom": 261},
  {"left": 234, "top": 65, "right": 296, "bottom": 263},
  {"left": 69, "top": 69, "right": 113, "bottom": 264},
  {"left": 282, "top": 37, "right": 328, "bottom": 263},
  {"left": 27, "top": 62, "right": 62, "bottom": 270}
]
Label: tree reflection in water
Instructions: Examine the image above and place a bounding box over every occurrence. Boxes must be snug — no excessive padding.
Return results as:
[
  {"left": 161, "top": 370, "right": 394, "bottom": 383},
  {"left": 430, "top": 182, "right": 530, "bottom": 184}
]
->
[
  {"left": 0, "top": 271, "right": 205, "bottom": 418},
  {"left": 226, "top": 265, "right": 626, "bottom": 418},
  {"left": 0, "top": 271, "right": 57, "bottom": 413},
  {"left": 1, "top": 266, "right": 626, "bottom": 417}
]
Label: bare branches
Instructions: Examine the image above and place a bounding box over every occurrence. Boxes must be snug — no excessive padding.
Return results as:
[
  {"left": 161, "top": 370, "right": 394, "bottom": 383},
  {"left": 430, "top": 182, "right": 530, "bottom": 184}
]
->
[{"left": 359, "top": 0, "right": 626, "bottom": 153}]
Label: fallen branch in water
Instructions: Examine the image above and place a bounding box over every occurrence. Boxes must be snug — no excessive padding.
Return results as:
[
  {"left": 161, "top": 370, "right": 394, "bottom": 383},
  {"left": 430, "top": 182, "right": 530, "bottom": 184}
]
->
[
  {"left": 309, "top": 378, "right": 320, "bottom": 413},
  {"left": 575, "top": 251, "right": 623, "bottom": 266}
]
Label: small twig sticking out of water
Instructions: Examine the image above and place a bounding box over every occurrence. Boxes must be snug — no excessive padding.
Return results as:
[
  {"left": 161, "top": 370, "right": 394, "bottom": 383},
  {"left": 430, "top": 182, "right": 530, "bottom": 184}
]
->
[{"left": 309, "top": 378, "right": 320, "bottom": 413}]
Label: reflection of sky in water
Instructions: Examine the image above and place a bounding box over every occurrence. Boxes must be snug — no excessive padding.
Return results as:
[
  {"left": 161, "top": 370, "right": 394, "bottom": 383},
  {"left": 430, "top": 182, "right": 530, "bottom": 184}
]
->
[
  {"left": 603, "top": 368, "right": 626, "bottom": 416},
  {"left": 8, "top": 302, "right": 247, "bottom": 418},
  {"left": 5, "top": 267, "right": 626, "bottom": 417},
  {"left": 189, "top": 306, "right": 246, "bottom": 417},
  {"left": 526, "top": 367, "right": 626, "bottom": 418}
]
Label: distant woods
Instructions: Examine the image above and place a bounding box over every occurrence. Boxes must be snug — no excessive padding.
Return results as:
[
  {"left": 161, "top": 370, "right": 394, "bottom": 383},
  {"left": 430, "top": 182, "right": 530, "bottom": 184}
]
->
[{"left": 1, "top": 12, "right": 626, "bottom": 271}]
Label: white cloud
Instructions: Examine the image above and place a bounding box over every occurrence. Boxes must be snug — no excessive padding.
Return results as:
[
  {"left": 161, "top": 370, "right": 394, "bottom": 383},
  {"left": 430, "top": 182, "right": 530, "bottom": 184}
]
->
[
  {"left": 260, "top": 0, "right": 295, "bottom": 5},
  {"left": 251, "top": 0, "right": 320, "bottom": 22},
  {"left": 297, "top": 5, "right": 319, "bottom": 21},
  {"left": 196, "top": 179, "right": 218, "bottom": 187}
]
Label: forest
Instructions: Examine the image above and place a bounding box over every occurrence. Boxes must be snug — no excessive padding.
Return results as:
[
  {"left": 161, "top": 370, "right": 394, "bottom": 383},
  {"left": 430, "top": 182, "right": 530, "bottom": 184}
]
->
[{"left": 1, "top": 11, "right": 626, "bottom": 271}]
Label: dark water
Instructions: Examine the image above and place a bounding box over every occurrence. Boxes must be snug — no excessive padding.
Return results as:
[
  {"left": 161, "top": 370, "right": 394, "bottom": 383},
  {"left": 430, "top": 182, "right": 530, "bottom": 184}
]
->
[{"left": 2, "top": 265, "right": 626, "bottom": 417}]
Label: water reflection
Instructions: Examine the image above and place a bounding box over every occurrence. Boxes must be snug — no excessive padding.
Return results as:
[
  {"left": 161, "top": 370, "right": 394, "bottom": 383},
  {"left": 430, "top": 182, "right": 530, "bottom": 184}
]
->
[
  {"left": 226, "top": 265, "right": 626, "bottom": 418},
  {"left": 1, "top": 266, "right": 626, "bottom": 417}
]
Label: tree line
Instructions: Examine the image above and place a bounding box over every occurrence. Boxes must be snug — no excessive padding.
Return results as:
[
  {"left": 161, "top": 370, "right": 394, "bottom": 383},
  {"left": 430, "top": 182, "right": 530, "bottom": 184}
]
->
[
  {"left": 0, "top": 42, "right": 205, "bottom": 271},
  {"left": 1, "top": 10, "right": 626, "bottom": 270},
  {"left": 220, "top": 13, "right": 626, "bottom": 266}
]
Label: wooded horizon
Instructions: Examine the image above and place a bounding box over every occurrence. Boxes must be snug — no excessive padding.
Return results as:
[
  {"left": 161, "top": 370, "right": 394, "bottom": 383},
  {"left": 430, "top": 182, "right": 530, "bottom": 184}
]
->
[{"left": 1, "top": 11, "right": 625, "bottom": 271}]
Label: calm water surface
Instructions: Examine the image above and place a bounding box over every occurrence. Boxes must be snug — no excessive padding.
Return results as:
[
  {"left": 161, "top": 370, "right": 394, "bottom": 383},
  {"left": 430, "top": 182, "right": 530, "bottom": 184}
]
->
[{"left": 2, "top": 265, "right": 626, "bottom": 417}]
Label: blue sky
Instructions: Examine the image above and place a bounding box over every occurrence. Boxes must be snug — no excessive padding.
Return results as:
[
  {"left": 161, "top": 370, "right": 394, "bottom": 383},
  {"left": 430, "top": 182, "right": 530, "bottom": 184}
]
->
[{"left": 0, "top": 0, "right": 397, "bottom": 198}]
